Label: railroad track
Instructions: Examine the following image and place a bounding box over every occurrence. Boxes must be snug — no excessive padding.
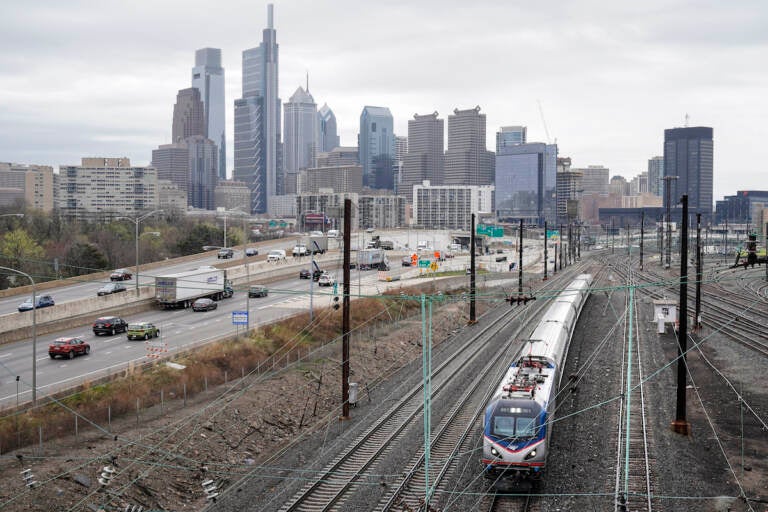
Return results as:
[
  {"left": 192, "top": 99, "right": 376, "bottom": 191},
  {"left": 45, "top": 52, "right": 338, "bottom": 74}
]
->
[
  {"left": 632, "top": 267, "right": 768, "bottom": 358},
  {"left": 274, "top": 295, "right": 528, "bottom": 511},
  {"left": 612, "top": 262, "right": 658, "bottom": 511},
  {"left": 378, "top": 267, "right": 595, "bottom": 512}
]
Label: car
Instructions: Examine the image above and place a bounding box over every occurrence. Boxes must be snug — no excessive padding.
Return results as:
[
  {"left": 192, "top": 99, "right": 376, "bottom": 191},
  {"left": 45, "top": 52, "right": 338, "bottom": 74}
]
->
[
  {"left": 93, "top": 316, "right": 128, "bottom": 336},
  {"left": 127, "top": 322, "right": 160, "bottom": 340},
  {"left": 49, "top": 337, "right": 90, "bottom": 359},
  {"left": 312, "top": 269, "right": 324, "bottom": 281},
  {"left": 299, "top": 269, "right": 311, "bottom": 279},
  {"left": 245, "top": 247, "right": 259, "bottom": 257},
  {"left": 217, "top": 248, "right": 234, "bottom": 259},
  {"left": 402, "top": 257, "right": 412, "bottom": 267},
  {"left": 466, "top": 267, "right": 472, "bottom": 275},
  {"left": 248, "top": 285, "right": 268, "bottom": 298},
  {"left": 366, "top": 227, "right": 375, "bottom": 233},
  {"left": 18, "top": 295, "right": 55, "bottom": 312},
  {"left": 192, "top": 298, "right": 218, "bottom": 311},
  {"left": 97, "top": 282, "right": 127, "bottom": 296},
  {"left": 318, "top": 273, "right": 335, "bottom": 287},
  {"left": 110, "top": 268, "right": 132, "bottom": 281}
]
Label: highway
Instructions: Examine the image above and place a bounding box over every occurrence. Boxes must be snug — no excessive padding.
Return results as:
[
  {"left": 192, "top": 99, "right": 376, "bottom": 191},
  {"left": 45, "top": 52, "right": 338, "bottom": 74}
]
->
[{"left": 0, "top": 228, "right": 528, "bottom": 409}]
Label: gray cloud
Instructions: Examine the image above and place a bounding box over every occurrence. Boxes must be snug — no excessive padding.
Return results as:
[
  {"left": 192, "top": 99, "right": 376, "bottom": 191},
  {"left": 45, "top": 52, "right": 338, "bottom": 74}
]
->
[{"left": 1, "top": 0, "right": 766, "bottom": 200}]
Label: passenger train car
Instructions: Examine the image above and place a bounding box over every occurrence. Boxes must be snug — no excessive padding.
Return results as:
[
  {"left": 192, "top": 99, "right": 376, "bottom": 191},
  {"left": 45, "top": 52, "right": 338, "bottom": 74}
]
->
[{"left": 481, "top": 274, "right": 593, "bottom": 480}]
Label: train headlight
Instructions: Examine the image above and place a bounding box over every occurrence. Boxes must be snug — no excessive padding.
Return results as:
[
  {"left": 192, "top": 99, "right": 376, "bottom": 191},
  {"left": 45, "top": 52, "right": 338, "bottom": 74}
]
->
[
  {"left": 524, "top": 449, "right": 537, "bottom": 460},
  {"left": 490, "top": 447, "right": 501, "bottom": 458}
]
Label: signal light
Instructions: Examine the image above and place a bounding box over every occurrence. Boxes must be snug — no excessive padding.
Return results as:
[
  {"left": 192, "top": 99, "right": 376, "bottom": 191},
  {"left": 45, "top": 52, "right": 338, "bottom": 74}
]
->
[{"left": 333, "top": 296, "right": 340, "bottom": 310}]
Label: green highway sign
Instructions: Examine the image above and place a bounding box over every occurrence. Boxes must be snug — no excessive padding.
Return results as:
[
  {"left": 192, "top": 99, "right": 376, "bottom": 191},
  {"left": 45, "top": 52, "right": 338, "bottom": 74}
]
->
[
  {"left": 477, "top": 224, "right": 503, "bottom": 237},
  {"left": 418, "top": 259, "right": 431, "bottom": 268}
]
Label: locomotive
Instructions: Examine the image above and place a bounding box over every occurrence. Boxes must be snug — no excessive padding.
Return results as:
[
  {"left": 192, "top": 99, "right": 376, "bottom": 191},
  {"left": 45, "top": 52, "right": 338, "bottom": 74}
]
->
[{"left": 481, "top": 274, "right": 593, "bottom": 480}]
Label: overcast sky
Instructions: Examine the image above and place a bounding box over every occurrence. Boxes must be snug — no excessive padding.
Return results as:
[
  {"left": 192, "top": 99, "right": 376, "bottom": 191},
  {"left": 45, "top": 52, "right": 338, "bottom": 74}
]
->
[{"left": 1, "top": 1, "right": 766, "bottom": 201}]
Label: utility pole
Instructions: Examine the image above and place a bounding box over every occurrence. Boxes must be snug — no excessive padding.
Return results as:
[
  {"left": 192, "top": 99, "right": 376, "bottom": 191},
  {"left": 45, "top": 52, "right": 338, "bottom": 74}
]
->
[
  {"left": 672, "top": 194, "right": 691, "bottom": 435},
  {"left": 640, "top": 211, "right": 645, "bottom": 271},
  {"left": 695, "top": 214, "right": 702, "bottom": 330},
  {"left": 559, "top": 224, "right": 564, "bottom": 270},
  {"left": 469, "top": 214, "right": 476, "bottom": 323},
  {"left": 341, "top": 199, "right": 351, "bottom": 420},
  {"left": 611, "top": 218, "right": 615, "bottom": 254},
  {"left": 543, "top": 221, "right": 548, "bottom": 280},
  {"left": 663, "top": 175, "right": 679, "bottom": 269},
  {"left": 518, "top": 219, "right": 524, "bottom": 296},
  {"left": 765, "top": 223, "right": 768, "bottom": 282}
]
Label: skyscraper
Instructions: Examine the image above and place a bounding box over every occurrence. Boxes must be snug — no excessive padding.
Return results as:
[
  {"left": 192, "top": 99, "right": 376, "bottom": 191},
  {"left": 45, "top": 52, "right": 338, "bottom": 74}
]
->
[
  {"left": 647, "top": 156, "right": 663, "bottom": 196},
  {"left": 192, "top": 48, "right": 226, "bottom": 179},
  {"left": 444, "top": 107, "right": 495, "bottom": 186},
  {"left": 171, "top": 88, "right": 205, "bottom": 142},
  {"left": 401, "top": 112, "right": 444, "bottom": 202},
  {"left": 496, "top": 126, "right": 527, "bottom": 152},
  {"left": 284, "top": 86, "right": 317, "bottom": 174},
  {"left": 358, "top": 106, "right": 394, "bottom": 188},
  {"left": 495, "top": 142, "right": 557, "bottom": 225},
  {"left": 663, "top": 127, "right": 713, "bottom": 218},
  {"left": 233, "top": 4, "right": 282, "bottom": 214},
  {"left": 317, "top": 103, "right": 339, "bottom": 153}
]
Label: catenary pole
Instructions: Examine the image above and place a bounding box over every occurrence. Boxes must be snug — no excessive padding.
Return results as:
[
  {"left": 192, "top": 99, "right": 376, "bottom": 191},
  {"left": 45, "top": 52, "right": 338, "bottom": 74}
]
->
[
  {"left": 672, "top": 194, "right": 691, "bottom": 435},
  {"left": 341, "top": 199, "right": 351, "bottom": 420},
  {"left": 469, "top": 214, "right": 476, "bottom": 323}
]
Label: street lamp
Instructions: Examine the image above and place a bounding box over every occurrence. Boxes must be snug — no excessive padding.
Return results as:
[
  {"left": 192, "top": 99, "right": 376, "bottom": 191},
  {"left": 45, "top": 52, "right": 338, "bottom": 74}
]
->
[
  {"left": 0, "top": 266, "right": 36, "bottom": 406},
  {"left": 116, "top": 210, "right": 164, "bottom": 294}
]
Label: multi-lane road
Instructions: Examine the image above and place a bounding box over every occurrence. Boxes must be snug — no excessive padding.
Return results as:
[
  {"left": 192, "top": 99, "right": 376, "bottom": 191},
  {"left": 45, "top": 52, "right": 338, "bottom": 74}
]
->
[{"left": 0, "top": 229, "right": 531, "bottom": 409}]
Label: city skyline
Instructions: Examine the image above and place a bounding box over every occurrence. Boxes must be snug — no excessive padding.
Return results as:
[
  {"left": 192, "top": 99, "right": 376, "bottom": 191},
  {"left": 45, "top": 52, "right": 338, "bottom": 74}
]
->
[{"left": 1, "top": 1, "right": 766, "bottom": 202}]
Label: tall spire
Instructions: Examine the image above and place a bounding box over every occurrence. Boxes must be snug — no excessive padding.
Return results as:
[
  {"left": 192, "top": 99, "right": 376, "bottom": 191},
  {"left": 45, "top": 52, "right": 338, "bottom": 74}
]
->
[
  {"left": 267, "top": 3, "right": 274, "bottom": 29},
  {"left": 306, "top": 71, "right": 309, "bottom": 94}
]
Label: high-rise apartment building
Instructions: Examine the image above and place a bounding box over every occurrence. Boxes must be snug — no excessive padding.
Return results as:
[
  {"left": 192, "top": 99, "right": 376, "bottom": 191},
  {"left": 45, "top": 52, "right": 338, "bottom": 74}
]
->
[
  {"left": 413, "top": 180, "right": 494, "bottom": 230},
  {"left": 394, "top": 135, "right": 408, "bottom": 195},
  {"left": 192, "top": 48, "right": 226, "bottom": 179},
  {"left": 444, "top": 107, "right": 495, "bottom": 187},
  {"left": 663, "top": 127, "right": 713, "bottom": 218},
  {"left": 496, "top": 126, "right": 527, "bottom": 152},
  {"left": 358, "top": 106, "right": 394, "bottom": 188},
  {"left": 283, "top": 86, "right": 317, "bottom": 175},
  {"left": 0, "top": 163, "right": 55, "bottom": 212},
  {"left": 647, "top": 156, "right": 663, "bottom": 196},
  {"left": 171, "top": 88, "right": 205, "bottom": 142},
  {"left": 495, "top": 142, "right": 557, "bottom": 225},
  {"left": 317, "top": 103, "right": 339, "bottom": 153},
  {"left": 234, "top": 4, "right": 282, "bottom": 214},
  {"left": 402, "top": 112, "right": 444, "bottom": 203},
  {"left": 58, "top": 158, "right": 159, "bottom": 219}
]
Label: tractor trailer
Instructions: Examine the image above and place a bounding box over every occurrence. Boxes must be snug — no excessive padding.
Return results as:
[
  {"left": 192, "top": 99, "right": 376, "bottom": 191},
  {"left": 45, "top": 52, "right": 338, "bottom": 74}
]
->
[{"left": 155, "top": 267, "right": 233, "bottom": 309}]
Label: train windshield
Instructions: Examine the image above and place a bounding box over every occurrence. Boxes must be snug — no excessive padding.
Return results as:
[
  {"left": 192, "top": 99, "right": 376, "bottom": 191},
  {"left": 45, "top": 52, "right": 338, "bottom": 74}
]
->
[{"left": 490, "top": 402, "right": 541, "bottom": 439}]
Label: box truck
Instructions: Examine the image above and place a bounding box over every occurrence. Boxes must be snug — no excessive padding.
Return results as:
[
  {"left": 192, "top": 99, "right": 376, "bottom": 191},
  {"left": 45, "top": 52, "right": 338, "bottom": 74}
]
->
[
  {"left": 155, "top": 267, "right": 233, "bottom": 309},
  {"left": 357, "top": 248, "right": 387, "bottom": 270},
  {"left": 307, "top": 235, "right": 328, "bottom": 254}
]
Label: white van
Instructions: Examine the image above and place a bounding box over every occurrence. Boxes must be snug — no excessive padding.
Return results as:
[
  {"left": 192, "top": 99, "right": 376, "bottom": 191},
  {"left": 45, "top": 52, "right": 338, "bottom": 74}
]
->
[
  {"left": 327, "top": 229, "right": 339, "bottom": 238},
  {"left": 267, "top": 249, "right": 286, "bottom": 262}
]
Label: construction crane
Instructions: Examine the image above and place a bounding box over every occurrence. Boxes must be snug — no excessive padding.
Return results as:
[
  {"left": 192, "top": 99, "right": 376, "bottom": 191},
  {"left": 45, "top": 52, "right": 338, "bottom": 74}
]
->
[{"left": 537, "top": 99, "right": 552, "bottom": 144}]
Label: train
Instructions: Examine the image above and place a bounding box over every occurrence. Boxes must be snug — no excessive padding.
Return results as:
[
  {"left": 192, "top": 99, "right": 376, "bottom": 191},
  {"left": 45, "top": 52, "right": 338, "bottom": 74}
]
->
[{"left": 481, "top": 273, "right": 593, "bottom": 481}]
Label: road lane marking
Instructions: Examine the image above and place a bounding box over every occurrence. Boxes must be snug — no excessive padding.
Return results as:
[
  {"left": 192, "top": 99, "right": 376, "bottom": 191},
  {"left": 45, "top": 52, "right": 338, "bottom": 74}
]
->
[{"left": 0, "top": 353, "right": 12, "bottom": 359}]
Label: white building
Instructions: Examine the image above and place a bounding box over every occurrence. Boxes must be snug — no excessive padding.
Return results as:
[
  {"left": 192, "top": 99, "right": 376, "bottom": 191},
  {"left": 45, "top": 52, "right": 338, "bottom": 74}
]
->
[
  {"left": 58, "top": 157, "right": 159, "bottom": 220},
  {"left": 413, "top": 180, "right": 493, "bottom": 230}
]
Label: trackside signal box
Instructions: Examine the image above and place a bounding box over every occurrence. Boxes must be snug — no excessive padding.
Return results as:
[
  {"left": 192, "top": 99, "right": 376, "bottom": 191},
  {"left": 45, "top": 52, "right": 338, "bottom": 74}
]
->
[{"left": 653, "top": 299, "right": 678, "bottom": 334}]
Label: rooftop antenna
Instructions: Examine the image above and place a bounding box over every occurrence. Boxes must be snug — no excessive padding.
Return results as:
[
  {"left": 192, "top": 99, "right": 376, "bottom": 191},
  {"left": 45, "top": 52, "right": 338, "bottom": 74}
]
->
[
  {"left": 306, "top": 71, "right": 309, "bottom": 93},
  {"left": 537, "top": 99, "right": 552, "bottom": 144},
  {"left": 684, "top": 113, "right": 690, "bottom": 127}
]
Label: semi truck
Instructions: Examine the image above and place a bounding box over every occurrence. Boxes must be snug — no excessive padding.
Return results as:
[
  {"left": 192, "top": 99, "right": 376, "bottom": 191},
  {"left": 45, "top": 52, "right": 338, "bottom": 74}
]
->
[
  {"left": 357, "top": 248, "right": 388, "bottom": 270},
  {"left": 155, "top": 267, "right": 233, "bottom": 309},
  {"left": 307, "top": 235, "right": 328, "bottom": 254}
]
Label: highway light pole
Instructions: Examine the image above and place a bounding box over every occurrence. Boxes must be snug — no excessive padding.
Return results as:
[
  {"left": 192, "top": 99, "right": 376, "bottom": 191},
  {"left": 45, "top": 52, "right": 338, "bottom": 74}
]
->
[
  {"left": 0, "top": 266, "right": 36, "bottom": 406},
  {"left": 118, "top": 210, "right": 164, "bottom": 294}
]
